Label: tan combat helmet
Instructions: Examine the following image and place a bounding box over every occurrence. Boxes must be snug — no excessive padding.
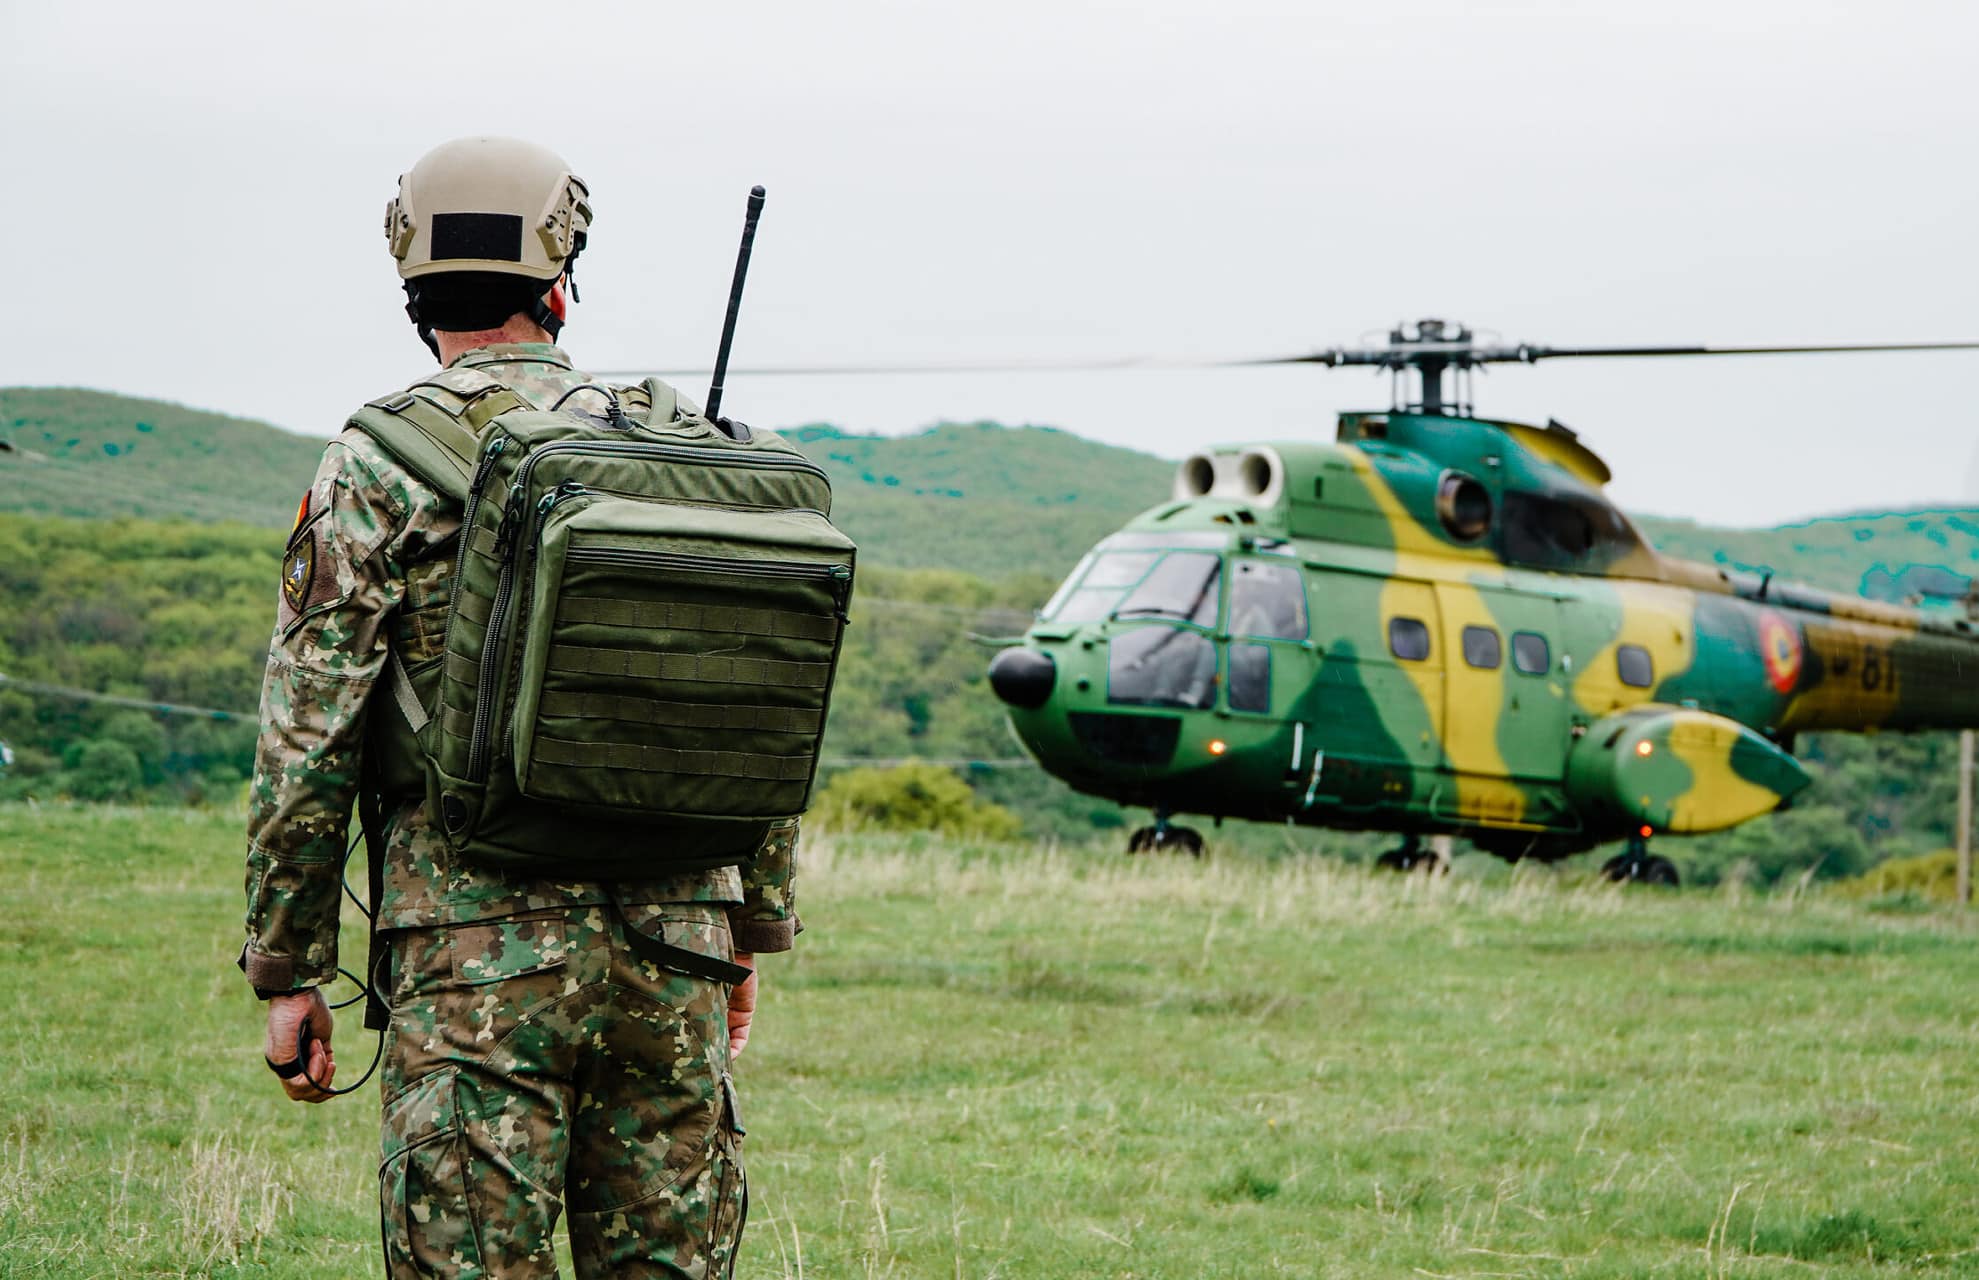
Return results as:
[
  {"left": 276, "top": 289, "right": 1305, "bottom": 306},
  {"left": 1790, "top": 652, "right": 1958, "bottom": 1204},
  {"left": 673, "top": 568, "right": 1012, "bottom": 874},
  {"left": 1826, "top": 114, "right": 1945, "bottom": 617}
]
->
[{"left": 385, "top": 137, "right": 592, "bottom": 354}]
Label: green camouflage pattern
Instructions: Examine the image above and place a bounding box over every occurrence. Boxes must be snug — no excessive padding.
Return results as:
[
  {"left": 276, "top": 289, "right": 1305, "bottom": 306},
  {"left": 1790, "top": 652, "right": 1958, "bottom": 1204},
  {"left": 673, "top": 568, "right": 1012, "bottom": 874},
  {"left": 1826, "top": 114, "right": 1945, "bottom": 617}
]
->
[
  {"left": 381, "top": 902, "right": 744, "bottom": 1278},
  {"left": 997, "top": 409, "right": 1979, "bottom": 859},
  {"left": 242, "top": 343, "right": 790, "bottom": 1274},
  {"left": 242, "top": 344, "right": 801, "bottom": 994}
]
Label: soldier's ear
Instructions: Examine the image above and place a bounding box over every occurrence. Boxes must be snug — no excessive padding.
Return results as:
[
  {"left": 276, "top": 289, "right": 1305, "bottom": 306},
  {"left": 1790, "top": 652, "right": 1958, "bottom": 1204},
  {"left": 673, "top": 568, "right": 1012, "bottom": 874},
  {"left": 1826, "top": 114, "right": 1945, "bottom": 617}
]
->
[{"left": 546, "top": 281, "right": 567, "bottom": 326}]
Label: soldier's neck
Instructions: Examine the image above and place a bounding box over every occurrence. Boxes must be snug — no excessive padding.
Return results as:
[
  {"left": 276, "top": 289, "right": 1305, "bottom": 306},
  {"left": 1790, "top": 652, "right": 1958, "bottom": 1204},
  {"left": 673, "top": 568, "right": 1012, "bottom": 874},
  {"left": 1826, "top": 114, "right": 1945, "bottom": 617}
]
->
[{"left": 434, "top": 317, "right": 554, "bottom": 366}]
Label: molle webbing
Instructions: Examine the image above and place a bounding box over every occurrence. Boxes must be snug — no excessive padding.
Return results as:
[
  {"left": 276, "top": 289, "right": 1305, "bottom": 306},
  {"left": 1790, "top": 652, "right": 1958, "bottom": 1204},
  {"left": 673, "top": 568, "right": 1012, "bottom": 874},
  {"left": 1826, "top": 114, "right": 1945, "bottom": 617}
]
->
[
  {"left": 532, "top": 737, "right": 815, "bottom": 782},
  {"left": 535, "top": 692, "right": 823, "bottom": 736},
  {"left": 546, "top": 648, "right": 835, "bottom": 690},
  {"left": 557, "top": 597, "right": 839, "bottom": 643}
]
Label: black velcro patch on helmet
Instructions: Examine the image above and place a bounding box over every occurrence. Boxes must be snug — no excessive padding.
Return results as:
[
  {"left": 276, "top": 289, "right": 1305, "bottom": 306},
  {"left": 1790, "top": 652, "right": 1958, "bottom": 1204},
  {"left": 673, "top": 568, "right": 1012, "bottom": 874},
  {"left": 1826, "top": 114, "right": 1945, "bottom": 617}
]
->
[{"left": 431, "top": 212, "right": 524, "bottom": 262}]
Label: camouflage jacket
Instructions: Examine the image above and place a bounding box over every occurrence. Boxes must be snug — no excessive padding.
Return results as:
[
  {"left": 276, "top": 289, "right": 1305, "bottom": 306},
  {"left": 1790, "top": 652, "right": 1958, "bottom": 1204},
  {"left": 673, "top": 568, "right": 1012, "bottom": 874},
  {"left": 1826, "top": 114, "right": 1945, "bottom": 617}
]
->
[{"left": 241, "top": 343, "right": 801, "bottom": 994}]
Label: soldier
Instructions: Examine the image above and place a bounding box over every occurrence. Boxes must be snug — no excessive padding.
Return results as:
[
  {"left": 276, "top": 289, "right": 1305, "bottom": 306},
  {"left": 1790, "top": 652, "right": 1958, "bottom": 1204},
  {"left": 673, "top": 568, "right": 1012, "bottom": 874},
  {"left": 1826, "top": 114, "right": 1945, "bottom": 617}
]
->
[{"left": 241, "top": 136, "right": 797, "bottom": 1277}]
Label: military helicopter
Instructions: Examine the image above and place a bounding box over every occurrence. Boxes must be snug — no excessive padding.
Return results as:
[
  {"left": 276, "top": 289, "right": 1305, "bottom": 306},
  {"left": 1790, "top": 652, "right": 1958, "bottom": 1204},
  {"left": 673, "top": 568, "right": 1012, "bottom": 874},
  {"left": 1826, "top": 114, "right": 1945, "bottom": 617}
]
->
[{"left": 975, "top": 320, "right": 1979, "bottom": 881}]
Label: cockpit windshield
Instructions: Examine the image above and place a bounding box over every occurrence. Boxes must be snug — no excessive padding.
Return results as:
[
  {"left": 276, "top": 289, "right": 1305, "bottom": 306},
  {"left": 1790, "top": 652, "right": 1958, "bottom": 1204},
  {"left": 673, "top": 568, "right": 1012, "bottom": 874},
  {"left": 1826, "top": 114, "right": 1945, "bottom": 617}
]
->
[
  {"left": 1114, "top": 553, "right": 1220, "bottom": 626},
  {"left": 1041, "top": 546, "right": 1224, "bottom": 627}
]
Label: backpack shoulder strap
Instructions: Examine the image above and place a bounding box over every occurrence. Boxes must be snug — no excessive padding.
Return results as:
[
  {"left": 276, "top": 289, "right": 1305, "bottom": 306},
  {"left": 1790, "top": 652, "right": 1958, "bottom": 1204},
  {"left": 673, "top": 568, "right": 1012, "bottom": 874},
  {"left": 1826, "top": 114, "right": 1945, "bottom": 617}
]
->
[
  {"left": 348, "top": 385, "right": 528, "bottom": 503},
  {"left": 632, "top": 376, "right": 704, "bottom": 426}
]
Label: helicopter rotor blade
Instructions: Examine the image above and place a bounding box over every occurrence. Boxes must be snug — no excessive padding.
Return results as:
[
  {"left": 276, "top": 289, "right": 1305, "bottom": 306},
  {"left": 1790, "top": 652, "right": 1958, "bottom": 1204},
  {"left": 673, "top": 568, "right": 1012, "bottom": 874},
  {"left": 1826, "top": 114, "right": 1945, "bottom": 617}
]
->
[
  {"left": 589, "top": 357, "right": 1178, "bottom": 380},
  {"left": 1507, "top": 340, "right": 1979, "bottom": 363},
  {"left": 593, "top": 339, "right": 1979, "bottom": 382},
  {"left": 1231, "top": 339, "right": 1979, "bottom": 368}
]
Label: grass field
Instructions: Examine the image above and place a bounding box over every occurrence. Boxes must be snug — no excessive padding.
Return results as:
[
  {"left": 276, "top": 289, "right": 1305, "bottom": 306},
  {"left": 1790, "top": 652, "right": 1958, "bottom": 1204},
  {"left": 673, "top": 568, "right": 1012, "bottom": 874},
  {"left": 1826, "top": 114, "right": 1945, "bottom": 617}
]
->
[{"left": 2, "top": 805, "right": 1977, "bottom": 1278}]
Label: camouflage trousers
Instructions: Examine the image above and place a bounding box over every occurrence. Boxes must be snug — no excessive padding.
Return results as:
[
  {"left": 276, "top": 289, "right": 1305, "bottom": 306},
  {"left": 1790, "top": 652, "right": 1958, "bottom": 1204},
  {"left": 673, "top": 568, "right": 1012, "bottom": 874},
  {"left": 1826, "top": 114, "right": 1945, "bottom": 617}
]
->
[{"left": 378, "top": 902, "right": 746, "bottom": 1278}]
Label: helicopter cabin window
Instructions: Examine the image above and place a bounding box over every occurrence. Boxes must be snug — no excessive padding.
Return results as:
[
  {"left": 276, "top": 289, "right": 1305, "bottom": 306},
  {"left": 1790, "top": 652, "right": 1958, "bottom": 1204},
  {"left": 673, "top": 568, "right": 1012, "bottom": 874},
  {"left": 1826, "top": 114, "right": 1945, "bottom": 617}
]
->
[
  {"left": 1108, "top": 625, "right": 1218, "bottom": 710},
  {"left": 1461, "top": 625, "right": 1502, "bottom": 670},
  {"left": 1229, "top": 560, "right": 1308, "bottom": 640},
  {"left": 1616, "top": 644, "right": 1655, "bottom": 688},
  {"left": 1512, "top": 631, "right": 1550, "bottom": 676},
  {"left": 1115, "top": 552, "right": 1221, "bottom": 627},
  {"left": 1388, "top": 616, "right": 1431, "bottom": 662},
  {"left": 1228, "top": 643, "right": 1270, "bottom": 713}
]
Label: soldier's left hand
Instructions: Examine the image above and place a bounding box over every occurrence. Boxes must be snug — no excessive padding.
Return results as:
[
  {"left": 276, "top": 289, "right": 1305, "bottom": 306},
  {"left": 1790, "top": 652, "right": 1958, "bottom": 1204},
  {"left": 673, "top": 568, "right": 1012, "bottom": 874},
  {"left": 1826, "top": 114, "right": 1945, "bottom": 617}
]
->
[{"left": 727, "top": 954, "right": 758, "bottom": 1059}]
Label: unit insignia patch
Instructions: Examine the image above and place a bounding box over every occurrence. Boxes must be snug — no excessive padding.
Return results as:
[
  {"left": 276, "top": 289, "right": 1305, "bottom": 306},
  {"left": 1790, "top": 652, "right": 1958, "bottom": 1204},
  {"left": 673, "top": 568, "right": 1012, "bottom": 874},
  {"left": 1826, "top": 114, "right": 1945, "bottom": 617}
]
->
[{"left": 283, "top": 539, "right": 316, "bottom": 613}]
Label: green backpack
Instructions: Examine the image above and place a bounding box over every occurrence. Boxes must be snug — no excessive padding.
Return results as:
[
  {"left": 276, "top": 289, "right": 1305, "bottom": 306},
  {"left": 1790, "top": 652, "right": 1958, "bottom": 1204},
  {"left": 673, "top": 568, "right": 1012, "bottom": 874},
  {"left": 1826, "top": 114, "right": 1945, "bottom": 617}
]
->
[{"left": 352, "top": 377, "right": 855, "bottom": 879}]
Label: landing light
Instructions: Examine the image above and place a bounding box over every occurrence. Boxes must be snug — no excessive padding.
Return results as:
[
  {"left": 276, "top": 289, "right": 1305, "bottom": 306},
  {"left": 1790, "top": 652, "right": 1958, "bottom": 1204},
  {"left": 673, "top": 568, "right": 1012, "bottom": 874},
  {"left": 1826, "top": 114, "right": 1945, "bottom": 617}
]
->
[
  {"left": 1640, "top": 825, "right": 1654, "bottom": 838},
  {"left": 1635, "top": 740, "right": 1655, "bottom": 757},
  {"left": 1208, "top": 739, "right": 1228, "bottom": 756}
]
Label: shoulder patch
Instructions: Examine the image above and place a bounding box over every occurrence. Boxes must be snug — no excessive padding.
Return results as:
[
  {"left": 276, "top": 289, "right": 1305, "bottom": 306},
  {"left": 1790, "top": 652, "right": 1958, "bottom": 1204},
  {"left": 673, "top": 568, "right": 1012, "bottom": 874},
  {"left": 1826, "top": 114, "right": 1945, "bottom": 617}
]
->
[
  {"left": 282, "top": 538, "right": 316, "bottom": 613},
  {"left": 291, "top": 490, "right": 310, "bottom": 538}
]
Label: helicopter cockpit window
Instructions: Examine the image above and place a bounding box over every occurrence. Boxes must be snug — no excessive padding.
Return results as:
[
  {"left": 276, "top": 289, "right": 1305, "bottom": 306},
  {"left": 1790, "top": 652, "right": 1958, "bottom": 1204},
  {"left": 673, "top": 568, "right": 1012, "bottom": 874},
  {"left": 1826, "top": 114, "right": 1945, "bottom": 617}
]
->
[
  {"left": 1114, "top": 552, "right": 1222, "bottom": 627},
  {"left": 1229, "top": 560, "right": 1308, "bottom": 640},
  {"left": 1046, "top": 550, "right": 1161, "bottom": 625},
  {"left": 1228, "top": 643, "right": 1270, "bottom": 712},
  {"left": 1617, "top": 644, "right": 1654, "bottom": 688},
  {"left": 1388, "top": 616, "right": 1431, "bottom": 662},
  {"left": 1108, "top": 625, "right": 1218, "bottom": 710}
]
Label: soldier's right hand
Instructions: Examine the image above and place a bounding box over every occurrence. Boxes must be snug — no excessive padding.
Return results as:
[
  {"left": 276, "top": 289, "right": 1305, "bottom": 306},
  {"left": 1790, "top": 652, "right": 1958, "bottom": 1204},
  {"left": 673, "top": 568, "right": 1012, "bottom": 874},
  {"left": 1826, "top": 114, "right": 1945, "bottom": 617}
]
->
[{"left": 266, "top": 988, "right": 337, "bottom": 1103}]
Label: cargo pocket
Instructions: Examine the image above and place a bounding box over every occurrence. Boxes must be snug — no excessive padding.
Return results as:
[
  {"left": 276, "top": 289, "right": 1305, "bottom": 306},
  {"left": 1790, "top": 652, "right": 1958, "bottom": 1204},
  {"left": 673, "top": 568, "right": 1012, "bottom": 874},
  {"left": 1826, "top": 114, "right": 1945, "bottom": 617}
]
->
[{"left": 379, "top": 1067, "right": 481, "bottom": 1273}]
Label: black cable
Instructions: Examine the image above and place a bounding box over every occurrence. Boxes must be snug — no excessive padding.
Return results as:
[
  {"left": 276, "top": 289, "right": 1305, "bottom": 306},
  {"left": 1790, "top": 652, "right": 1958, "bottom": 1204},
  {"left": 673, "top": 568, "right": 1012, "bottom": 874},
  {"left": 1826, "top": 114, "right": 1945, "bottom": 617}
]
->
[
  {"left": 297, "top": 947, "right": 389, "bottom": 1097},
  {"left": 291, "top": 830, "right": 387, "bottom": 1096}
]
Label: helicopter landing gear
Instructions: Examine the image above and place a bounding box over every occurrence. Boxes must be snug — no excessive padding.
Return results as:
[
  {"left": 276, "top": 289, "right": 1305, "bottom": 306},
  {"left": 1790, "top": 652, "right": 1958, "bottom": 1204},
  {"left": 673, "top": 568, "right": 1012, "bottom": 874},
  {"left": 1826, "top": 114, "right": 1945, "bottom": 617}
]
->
[
  {"left": 1127, "top": 811, "right": 1205, "bottom": 857},
  {"left": 1600, "top": 832, "right": 1680, "bottom": 887},
  {"left": 1374, "top": 835, "right": 1446, "bottom": 874}
]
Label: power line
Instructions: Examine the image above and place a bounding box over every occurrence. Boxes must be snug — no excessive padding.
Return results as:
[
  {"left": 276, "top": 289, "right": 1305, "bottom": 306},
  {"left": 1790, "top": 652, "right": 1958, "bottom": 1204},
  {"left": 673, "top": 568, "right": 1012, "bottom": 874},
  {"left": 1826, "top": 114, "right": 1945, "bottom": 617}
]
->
[
  {"left": 0, "top": 672, "right": 250, "bottom": 721},
  {"left": 0, "top": 674, "right": 1040, "bottom": 769},
  {"left": 818, "top": 757, "right": 1037, "bottom": 770}
]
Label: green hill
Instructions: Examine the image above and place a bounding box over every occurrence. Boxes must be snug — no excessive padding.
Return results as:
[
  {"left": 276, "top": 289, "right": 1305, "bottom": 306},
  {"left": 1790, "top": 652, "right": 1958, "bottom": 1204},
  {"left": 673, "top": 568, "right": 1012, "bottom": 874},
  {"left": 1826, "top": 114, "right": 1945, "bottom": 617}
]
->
[
  {"left": 1638, "top": 510, "right": 1979, "bottom": 601},
  {"left": 0, "top": 388, "right": 323, "bottom": 527},
  {"left": 787, "top": 421, "right": 1172, "bottom": 578},
  {"left": 0, "top": 389, "right": 1173, "bottom": 578}
]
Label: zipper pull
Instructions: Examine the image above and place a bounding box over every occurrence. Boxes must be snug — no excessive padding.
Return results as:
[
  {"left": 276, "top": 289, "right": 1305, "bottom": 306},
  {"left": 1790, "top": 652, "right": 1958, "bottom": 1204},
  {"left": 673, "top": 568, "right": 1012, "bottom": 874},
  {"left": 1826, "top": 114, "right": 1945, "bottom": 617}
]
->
[
  {"left": 466, "top": 436, "right": 508, "bottom": 497},
  {"left": 830, "top": 564, "right": 853, "bottom": 624},
  {"left": 535, "top": 481, "right": 586, "bottom": 538},
  {"left": 493, "top": 481, "right": 526, "bottom": 555}
]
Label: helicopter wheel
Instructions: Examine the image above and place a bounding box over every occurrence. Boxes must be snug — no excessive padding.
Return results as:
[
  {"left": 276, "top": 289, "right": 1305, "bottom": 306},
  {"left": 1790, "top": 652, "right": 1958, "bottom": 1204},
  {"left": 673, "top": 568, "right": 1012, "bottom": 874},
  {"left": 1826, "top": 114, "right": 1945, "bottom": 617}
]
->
[
  {"left": 1127, "top": 824, "right": 1204, "bottom": 857},
  {"left": 1374, "top": 838, "right": 1443, "bottom": 874},
  {"left": 1157, "top": 826, "right": 1205, "bottom": 858},
  {"left": 1600, "top": 852, "right": 1680, "bottom": 887}
]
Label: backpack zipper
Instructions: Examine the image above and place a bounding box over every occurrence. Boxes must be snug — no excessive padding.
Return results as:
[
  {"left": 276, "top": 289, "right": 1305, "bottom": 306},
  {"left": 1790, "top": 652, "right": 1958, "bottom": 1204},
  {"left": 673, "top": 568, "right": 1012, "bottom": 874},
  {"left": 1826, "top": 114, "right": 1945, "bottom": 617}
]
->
[{"left": 564, "top": 546, "right": 853, "bottom": 620}]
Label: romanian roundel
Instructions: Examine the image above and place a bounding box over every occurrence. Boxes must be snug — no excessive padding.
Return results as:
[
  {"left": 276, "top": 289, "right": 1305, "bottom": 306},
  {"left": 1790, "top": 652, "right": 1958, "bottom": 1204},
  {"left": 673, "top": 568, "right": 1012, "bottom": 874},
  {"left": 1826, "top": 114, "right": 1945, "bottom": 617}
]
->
[{"left": 1758, "top": 611, "right": 1802, "bottom": 694}]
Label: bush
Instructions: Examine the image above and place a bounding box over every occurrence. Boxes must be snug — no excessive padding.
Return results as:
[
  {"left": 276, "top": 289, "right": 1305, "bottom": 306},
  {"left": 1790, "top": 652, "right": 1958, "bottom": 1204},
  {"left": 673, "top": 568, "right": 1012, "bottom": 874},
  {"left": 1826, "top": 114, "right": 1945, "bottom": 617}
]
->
[
  {"left": 65, "top": 739, "right": 142, "bottom": 802},
  {"left": 813, "top": 762, "right": 1023, "bottom": 839},
  {"left": 1830, "top": 849, "right": 1963, "bottom": 903}
]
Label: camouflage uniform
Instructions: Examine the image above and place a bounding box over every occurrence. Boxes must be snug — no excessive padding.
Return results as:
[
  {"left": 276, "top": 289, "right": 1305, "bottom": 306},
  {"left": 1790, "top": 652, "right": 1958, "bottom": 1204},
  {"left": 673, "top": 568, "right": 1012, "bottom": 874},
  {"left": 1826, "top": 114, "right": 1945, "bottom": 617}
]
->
[{"left": 243, "top": 343, "right": 797, "bottom": 1278}]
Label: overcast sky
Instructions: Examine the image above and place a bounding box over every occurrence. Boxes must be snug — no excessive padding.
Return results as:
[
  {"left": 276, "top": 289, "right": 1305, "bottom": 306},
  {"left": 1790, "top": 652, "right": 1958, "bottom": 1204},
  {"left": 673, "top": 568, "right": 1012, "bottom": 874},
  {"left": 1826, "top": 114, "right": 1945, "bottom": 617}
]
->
[{"left": 4, "top": 0, "right": 1977, "bottom": 528}]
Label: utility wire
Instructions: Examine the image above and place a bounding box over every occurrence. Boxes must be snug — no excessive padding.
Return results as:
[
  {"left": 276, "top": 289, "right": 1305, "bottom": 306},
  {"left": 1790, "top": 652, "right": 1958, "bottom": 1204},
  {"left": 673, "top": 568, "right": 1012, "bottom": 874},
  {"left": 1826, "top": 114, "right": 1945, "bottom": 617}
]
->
[
  {"left": 0, "top": 675, "right": 1039, "bottom": 769},
  {"left": 0, "top": 672, "right": 250, "bottom": 721}
]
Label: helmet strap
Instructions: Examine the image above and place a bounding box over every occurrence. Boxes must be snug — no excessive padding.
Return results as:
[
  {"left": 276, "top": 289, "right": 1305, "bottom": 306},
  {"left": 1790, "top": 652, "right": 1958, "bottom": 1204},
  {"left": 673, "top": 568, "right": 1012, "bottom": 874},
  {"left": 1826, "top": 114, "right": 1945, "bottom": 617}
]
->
[
  {"left": 402, "top": 283, "right": 441, "bottom": 360},
  {"left": 528, "top": 292, "right": 564, "bottom": 341}
]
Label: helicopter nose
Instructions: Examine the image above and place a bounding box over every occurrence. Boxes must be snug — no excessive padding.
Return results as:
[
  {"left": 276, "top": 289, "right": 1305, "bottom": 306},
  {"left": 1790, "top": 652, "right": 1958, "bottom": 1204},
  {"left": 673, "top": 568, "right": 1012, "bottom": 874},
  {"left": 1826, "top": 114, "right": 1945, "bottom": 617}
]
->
[{"left": 988, "top": 647, "right": 1056, "bottom": 709}]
